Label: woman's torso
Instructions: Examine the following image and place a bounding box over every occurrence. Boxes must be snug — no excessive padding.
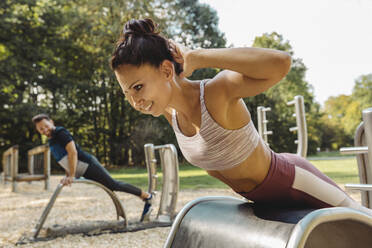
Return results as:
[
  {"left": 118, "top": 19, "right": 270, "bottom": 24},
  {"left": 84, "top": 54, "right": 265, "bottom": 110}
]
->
[{"left": 167, "top": 79, "right": 272, "bottom": 192}]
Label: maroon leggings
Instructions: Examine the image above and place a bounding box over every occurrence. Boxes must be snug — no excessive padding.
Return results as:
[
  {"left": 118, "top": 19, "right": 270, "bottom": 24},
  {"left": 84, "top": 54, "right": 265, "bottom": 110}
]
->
[{"left": 237, "top": 152, "right": 346, "bottom": 209}]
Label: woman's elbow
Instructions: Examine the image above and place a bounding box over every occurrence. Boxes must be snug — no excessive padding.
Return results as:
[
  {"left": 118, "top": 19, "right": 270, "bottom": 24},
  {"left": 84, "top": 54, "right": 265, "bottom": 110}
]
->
[
  {"left": 268, "top": 52, "right": 291, "bottom": 81},
  {"left": 278, "top": 52, "right": 292, "bottom": 78}
]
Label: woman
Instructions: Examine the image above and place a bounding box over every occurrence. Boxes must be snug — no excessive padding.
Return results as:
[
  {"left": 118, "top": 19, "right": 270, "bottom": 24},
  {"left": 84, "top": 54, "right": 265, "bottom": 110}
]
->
[{"left": 110, "top": 18, "right": 371, "bottom": 214}]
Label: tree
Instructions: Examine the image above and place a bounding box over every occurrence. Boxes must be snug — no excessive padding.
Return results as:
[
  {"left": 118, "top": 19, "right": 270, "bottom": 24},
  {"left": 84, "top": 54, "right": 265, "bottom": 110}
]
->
[
  {"left": 0, "top": 0, "right": 227, "bottom": 167},
  {"left": 321, "top": 95, "right": 355, "bottom": 149},
  {"left": 352, "top": 74, "right": 372, "bottom": 112},
  {"left": 249, "top": 32, "right": 321, "bottom": 154},
  {"left": 320, "top": 73, "right": 372, "bottom": 150}
]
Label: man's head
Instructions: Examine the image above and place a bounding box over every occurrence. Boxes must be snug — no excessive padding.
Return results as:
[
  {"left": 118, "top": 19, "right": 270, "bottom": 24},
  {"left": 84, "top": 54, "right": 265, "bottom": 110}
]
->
[{"left": 32, "top": 114, "right": 55, "bottom": 138}]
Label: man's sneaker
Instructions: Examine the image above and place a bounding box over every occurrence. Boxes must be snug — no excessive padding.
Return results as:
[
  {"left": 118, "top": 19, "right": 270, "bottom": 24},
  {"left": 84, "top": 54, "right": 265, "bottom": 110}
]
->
[{"left": 140, "top": 194, "right": 153, "bottom": 222}]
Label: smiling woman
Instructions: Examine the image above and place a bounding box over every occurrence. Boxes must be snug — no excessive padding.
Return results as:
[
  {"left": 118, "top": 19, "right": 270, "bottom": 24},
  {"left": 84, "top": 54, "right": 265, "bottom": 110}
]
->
[
  {"left": 114, "top": 63, "right": 170, "bottom": 117},
  {"left": 110, "top": 18, "right": 372, "bottom": 216},
  {"left": 110, "top": 18, "right": 183, "bottom": 117}
]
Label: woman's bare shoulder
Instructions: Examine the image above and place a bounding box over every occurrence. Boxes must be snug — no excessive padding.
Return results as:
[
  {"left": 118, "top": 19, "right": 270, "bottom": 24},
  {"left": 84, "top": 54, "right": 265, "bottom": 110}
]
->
[{"left": 204, "top": 72, "right": 231, "bottom": 101}]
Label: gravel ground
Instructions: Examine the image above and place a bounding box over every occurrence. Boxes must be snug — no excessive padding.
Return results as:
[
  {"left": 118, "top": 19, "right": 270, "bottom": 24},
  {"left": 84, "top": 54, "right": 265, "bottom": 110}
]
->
[
  {"left": 0, "top": 175, "right": 239, "bottom": 248},
  {"left": 0, "top": 175, "right": 362, "bottom": 248}
]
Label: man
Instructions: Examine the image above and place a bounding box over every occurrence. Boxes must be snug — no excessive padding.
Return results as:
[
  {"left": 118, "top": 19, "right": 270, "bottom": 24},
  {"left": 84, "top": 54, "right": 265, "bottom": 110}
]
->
[{"left": 32, "top": 114, "right": 152, "bottom": 222}]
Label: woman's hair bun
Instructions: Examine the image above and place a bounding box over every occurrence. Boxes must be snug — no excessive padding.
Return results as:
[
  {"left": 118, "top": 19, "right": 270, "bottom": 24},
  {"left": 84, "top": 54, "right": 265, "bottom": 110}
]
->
[
  {"left": 123, "top": 18, "right": 157, "bottom": 37},
  {"left": 111, "top": 18, "right": 182, "bottom": 75}
]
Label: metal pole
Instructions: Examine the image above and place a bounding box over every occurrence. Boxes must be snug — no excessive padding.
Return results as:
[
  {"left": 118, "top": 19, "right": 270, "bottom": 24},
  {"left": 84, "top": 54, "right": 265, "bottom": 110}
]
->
[
  {"left": 362, "top": 108, "right": 372, "bottom": 188},
  {"left": 257, "top": 106, "right": 264, "bottom": 139},
  {"left": 287, "top": 96, "right": 308, "bottom": 158},
  {"left": 157, "top": 144, "right": 179, "bottom": 222},
  {"left": 33, "top": 179, "right": 127, "bottom": 239},
  {"left": 257, "top": 106, "right": 272, "bottom": 146},
  {"left": 144, "top": 144, "right": 157, "bottom": 195},
  {"left": 339, "top": 108, "right": 372, "bottom": 207},
  {"left": 144, "top": 143, "right": 179, "bottom": 222}
]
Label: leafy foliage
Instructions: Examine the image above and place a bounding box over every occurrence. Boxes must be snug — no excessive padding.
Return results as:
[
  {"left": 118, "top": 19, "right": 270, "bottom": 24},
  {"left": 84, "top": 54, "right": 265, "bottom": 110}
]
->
[
  {"left": 0, "top": 0, "right": 226, "bottom": 168},
  {"left": 249, "top": 32, "right": 321, "bottom": 154},
  {"left": 1, "top": 0, "right": 367, "bottom": 170}
]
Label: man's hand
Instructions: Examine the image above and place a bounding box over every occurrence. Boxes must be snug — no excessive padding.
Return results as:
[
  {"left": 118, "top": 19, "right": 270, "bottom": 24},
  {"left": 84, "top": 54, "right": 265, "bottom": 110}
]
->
[{"left": 60, "top": 176, "right": 74, "bottom": 186}]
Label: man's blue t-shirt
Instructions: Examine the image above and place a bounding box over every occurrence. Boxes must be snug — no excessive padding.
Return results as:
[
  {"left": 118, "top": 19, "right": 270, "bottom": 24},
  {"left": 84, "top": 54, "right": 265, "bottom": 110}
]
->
[{"left": 48, "top": 126, "right": 91, "bottom": 177}]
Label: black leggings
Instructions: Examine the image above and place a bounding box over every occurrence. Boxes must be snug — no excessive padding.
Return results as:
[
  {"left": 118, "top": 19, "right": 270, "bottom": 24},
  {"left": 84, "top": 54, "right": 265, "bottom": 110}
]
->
[{"left": 83, "top": 156, "right": 142, "bottom": 196}]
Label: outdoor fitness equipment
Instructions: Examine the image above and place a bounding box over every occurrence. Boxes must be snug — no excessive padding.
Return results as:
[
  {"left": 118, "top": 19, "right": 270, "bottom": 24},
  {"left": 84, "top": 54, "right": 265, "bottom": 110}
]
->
[
  {"left": 286, "top": 95, "right": 308, "bottom": 158},
  {"left": 340, "top": 107, "right": 372, "bottom": 208},
  {"left": 163, "top": 196, "right": 372, "bottom": 248},
  {"left": 144, "top": 143, "right": 179, "bottom": 222},
  {"left": 257, "top": 95, "right": 308, "bottom": 158},
  {"left": 257, "top": 106, "right": 272, "bottom": 146},
  {"left": 18, "top": 143, "right": 179, "bottom": 243},
  {"left": 2, "top": 144, "right": 50, "bottom": 192}
]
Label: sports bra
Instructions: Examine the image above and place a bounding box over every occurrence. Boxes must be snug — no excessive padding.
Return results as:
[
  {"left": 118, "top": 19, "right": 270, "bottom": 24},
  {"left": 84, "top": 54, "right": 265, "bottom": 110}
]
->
[{"left": 172, "top": 80, "right": 261, "bottom": 170}]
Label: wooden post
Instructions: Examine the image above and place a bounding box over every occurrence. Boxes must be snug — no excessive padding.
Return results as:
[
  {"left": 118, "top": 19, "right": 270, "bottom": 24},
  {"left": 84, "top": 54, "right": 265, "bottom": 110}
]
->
[
  {"left": 28, "top": 152, "right": 34, "bottom": 175},
  {"left": 1, "top": 150, "right": 5, "bottom": 184},
  {"left": 44, "top": 147, "right": 50, "bottom": 190},
  {"left": 11, "top": 146, "right": 19, "bottom": 192}
]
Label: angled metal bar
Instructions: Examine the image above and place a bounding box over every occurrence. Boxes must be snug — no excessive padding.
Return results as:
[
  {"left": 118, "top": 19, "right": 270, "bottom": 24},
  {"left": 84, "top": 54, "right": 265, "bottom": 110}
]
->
[
  {"left": 33, "top": 183, "right": 64, "bottom": 238},
  {"left": 33, "top": 179, "right": 127, "bottom": 239}
]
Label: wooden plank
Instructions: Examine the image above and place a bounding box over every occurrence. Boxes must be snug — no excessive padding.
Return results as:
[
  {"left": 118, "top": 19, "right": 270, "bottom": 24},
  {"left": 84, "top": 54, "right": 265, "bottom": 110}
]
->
[
  {"left": 15, "top": 174, "right": 47, "bottom": 181},
  {"left": 44, "top": 220, "right": 171, "bottom": 238},
  {"left": 28, "top": 145, "right": 48, "bottom": 156},
  {"left": 2, "top": 145, "right": 18, "bottom": 157}
]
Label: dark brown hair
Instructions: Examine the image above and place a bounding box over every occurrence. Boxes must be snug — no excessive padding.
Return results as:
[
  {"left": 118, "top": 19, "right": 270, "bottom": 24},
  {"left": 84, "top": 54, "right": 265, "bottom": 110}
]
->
[
  {"left": 110, "top": 18, "right": 182, "bottom": 75},
  {"left": 32, "top": 113, "right": 50, "bottom": 124}
]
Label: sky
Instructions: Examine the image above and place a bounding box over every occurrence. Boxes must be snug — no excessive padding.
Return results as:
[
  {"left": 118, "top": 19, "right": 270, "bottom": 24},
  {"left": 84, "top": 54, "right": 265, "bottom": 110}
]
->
[{"left": 200, "top": 0, "right": 372, "bottom": 105}]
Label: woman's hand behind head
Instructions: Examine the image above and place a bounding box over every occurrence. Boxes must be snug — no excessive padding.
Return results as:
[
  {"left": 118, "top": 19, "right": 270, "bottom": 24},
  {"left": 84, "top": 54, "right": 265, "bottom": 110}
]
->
[{"left": 169, "top": 40, "right": 193, "bottom": 78}]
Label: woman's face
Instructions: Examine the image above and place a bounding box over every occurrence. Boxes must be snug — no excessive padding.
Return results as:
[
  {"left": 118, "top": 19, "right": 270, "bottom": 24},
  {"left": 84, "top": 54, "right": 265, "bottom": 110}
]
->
[{"left": 114, "top": 62, "right": 173, "bottom": 117}]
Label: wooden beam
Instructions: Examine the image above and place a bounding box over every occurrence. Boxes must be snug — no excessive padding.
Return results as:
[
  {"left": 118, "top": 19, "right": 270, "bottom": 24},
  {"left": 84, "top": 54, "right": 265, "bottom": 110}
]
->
[
  {"left": 15, "top": 175, "right": 47, "bottom": 182},
  {"left": 28, "top": 145, "right": 49, "bottom": 156}
]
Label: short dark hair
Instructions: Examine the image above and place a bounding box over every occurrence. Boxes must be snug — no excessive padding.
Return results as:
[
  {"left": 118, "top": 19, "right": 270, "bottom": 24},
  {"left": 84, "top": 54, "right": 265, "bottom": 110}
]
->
[{"left": 32, "top": 114, "right": 50, "bottom": 124}]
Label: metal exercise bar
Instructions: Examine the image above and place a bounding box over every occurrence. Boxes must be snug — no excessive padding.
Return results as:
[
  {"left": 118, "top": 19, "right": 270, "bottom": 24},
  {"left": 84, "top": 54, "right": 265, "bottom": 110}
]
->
[
  {"left": 363, "top": 108, "right": 372, "bottom": 183},
  {"left": 287, "top": 95, "right": 308, "bottom": 158},
  {"left": 164, "top": 196, "right": 372, "bottom": 248},
  {"left": 144, "top": 143, "right": 179, "bottom": 222},
  {"left": 257, "top": 106, "right": 273, "bottom": 146},
  {"left": 340, "top": 147, "right": 368, "bottom": 155},
  {"left": 339, "top": 108, "right": 372, "bottom": 208},
  {"left": 345, "top": 184, "right": 372, "bottom": 191},
  {"left": 32, "top": 178, "right": 127, "bottom": 239}
]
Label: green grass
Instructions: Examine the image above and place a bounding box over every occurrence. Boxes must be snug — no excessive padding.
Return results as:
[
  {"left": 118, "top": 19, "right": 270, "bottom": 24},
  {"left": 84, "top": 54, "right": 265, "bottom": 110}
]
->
[
  {"left": 307, "top": 151, "right": 353, "bottom": 159},
  {"left": 311, "top": 158, "right": 359, "bottom": 185},
  {"left": 110, "top": 163, "right": 227, "bottom": 190},
  {"left": 110, "top": 158, "right": 360, "bottom": 190},
  {"left": 309, "top": 151, "right": 343, "bottom": 157}
]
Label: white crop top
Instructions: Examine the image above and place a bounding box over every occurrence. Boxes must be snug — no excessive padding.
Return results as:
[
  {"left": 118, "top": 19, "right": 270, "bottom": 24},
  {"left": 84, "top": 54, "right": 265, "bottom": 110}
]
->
[{"left": 171, "top": 80, "right": 261, "bottom": 170}]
